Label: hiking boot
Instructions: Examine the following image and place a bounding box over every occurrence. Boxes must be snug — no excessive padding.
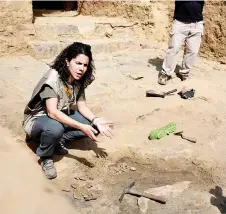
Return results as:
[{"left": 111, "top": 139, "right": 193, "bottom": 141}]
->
[
  {"left": 41, "top": 159, "right": 57, "bottom": 179},
  {"left": 55, "top": 142, "right": 68, "bottom": 155},
  {"left": 158, "top": 73, "right": 171, "bottom": 85},
  {"left": 178, "top": 70, "right": 189, "bottom": 81}
]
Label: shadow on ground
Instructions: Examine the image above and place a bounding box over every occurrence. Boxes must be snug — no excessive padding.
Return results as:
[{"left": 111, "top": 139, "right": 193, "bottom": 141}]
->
[
  {"left": 148, "top": 57, "right": 182, "bottom": 74},
  {"left": 66, "top": 138, "right": 108, "bottom": 158},
  {"left": 210, "top": 186, "right": 226, "bottom": 213},
  {"left": 25, "top": 137, "right": 108, "bottom": 168}
]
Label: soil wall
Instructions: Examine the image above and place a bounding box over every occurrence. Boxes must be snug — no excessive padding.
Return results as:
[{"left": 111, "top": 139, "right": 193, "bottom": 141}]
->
[
  {"left": 79, "top": 1, "right": 226, "bottom": 63},
  {"left": 0, "top": 1, "right": 34, "bottom": 56},
  {"left": 0, "top": 1, "right": 225, "bottom": 63}
]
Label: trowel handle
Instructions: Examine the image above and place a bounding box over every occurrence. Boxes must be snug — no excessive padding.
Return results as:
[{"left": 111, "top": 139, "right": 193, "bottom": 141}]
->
[
  {"left": 181, "top": 134, "right": 197, "bottom": 143},
  {"left": 129, "top": 190, "right": 166, "bottom": 204},
  {"left": 165, "top": 89, "right": 177, "bottom": 95}
]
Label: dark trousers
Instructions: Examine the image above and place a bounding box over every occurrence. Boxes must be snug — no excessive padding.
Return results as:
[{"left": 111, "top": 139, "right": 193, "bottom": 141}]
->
[{"left": 30, "top": 111, "right": 90, "bottom": 159}]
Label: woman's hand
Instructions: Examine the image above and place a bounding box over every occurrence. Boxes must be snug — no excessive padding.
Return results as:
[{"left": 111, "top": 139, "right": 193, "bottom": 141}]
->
[
  {"left": 93, "top": 118, "right": 114, "bottom": 138},
  {"left": 79, "top": 124, "right": 98, "bottom": 141}
]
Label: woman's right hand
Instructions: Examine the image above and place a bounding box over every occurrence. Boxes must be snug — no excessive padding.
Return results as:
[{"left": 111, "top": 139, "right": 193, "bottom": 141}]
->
[{"left": 79, "top": 124, "right": 98, "bottom": 141}]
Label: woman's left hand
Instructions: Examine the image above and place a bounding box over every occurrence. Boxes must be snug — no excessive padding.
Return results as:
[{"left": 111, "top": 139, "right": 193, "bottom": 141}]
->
[{"left": 93, "top": 118, "right": 114, "bottom": 138}]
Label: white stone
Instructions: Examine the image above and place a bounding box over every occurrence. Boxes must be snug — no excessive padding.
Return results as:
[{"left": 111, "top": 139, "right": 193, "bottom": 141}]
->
[
  {"left": 130, "top": 167, "right": 136, "bottom": 171},
  {"left": 144, "top": 181, "right": 191, "bottom": 198},
  {"left": 138, "top": 181, "right": 191, "bottom": 212},
  {"left": 137, "top": 197, "right": 149, "bottom": 213}
]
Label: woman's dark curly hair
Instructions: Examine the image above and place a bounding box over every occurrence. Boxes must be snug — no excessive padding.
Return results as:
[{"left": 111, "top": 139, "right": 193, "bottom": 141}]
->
[{"left": 51, "top": 42, "right": 95, "bottom": 101}]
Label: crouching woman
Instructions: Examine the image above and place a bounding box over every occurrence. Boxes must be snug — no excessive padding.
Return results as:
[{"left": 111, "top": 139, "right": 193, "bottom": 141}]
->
[{"left": 23, "top": 42, "right": 113, "bottom": 179}]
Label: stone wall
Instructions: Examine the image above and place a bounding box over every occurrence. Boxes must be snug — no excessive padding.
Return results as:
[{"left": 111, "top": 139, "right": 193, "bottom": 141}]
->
[
  {"left": 79, "top": 0, "right": 226, "bottom": 64},
  {"left": 0, "top": 1, "right": 225, "bottom": 64},
  {"left": 0, "top": 1, "right": 34, "bottom": 56}
]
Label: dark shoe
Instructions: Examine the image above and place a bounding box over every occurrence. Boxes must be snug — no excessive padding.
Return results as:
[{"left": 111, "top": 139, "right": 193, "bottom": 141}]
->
[
  {"left": 158, "top": 73, "right": 171, "bottom": 85},
  {"left": 178, "top": 70, "right": 189, "bottom": 81},
  {"left": 41, "top": 159, "right": 57, "bottom": 179},
  {"left": 55, "top": 142, "right": 68, "bottom": 155}
]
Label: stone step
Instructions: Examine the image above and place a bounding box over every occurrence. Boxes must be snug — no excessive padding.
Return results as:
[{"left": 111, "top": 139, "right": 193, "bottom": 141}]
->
[
  {"left": 27, "top": 39, "right": 141, "bottom": 59},
  {"left": 34, "top": 16, "right": 138, "bottom": 41}
]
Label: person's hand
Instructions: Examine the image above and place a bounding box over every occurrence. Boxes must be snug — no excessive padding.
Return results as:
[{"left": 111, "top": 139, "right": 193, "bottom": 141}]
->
[
  {"left": 93, "top": 118, "right": 114, "bottom": 138},
  {"left": 79, "top": 124, "right": 98, "bottom": 141}
]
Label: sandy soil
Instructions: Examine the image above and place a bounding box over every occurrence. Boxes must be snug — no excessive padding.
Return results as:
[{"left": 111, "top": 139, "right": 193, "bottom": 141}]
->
[
  {"left": 1, "top": 40, "right": 226, "bottom": 213},
  {"left": 0, "top": 126, "right": 79, "bottom": 214}
]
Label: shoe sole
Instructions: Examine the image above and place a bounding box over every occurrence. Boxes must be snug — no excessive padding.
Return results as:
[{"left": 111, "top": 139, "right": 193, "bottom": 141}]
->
[
  {"left": 158, "top": 78, "right": 170, "bottom": 85},
  {"left": 158, "top": 81, "right": 167, "bottom": 85},
  {"left": 42, "top": 169, "right": 57, "bottom": 179},
  {"left": 45, "top": 173, "right": 57, "bottom": 179}
]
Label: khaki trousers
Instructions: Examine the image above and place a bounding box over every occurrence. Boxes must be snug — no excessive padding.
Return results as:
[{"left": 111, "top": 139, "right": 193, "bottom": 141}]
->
[{"left": 161, "top": 19, "right": 204, "bottom": 76}]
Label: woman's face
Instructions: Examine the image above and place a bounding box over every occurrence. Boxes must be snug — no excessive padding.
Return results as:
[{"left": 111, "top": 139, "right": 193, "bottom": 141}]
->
[{"left": 66, "top": 54, "right": 89, "bottom": 81}]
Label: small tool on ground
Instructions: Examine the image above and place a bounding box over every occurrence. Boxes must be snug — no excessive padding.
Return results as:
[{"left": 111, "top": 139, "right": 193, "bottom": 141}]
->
[
  {"left": 178, "top": 88, "right": 195, "bottom": 99},
  {"left": 174, "top": 131, "right": 197, "bottom": 143},
  {"left": 146, "top": 89, "right": 177, "bottom": 98},
  {"left": 119, "top": 181, "right": 166, "bottom": 204}
]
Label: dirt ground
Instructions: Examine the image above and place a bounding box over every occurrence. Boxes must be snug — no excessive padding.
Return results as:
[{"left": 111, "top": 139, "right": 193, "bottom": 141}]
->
[{"left": 1, "top": 38, "right": 226, "bottom": 213}]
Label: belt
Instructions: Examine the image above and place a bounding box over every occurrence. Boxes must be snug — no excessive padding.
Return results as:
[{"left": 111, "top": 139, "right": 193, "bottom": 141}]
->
[{"left": 176, "top": 19, "right": 202, "bottom": 24}]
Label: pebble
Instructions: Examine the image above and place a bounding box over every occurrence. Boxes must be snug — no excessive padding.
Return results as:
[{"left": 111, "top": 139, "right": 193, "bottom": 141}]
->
[
  {"left": 71, "top": 184, "right": 77, "bottom": 189},
  {"left": 137, "top": 197, "right": 149, "bottom": 213},
  {"left": 62, "top": 188, "right": 70, "bottom": 192},
  {"left": 73, "top": 190, "right": 83, "bottom": 200},
  {"left": 130, "top": 167, "right": 136, "bottom": 171}
]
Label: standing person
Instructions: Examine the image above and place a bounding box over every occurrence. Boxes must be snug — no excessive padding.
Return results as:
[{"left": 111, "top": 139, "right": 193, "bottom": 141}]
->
[
  {"left": 158, "top": 0, "right": 204, "bottom": 85},
  {"left": 23, "top": 42, "right": 113, "bottom": 179}
]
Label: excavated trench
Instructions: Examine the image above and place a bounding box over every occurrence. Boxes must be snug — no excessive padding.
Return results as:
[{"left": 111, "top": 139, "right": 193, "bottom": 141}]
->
[
  {"left": 55, "top": 149, "right": 217, "bottom": 214},
  {"left": 1, "top": 44, "right": 226, "bottom": 213}
]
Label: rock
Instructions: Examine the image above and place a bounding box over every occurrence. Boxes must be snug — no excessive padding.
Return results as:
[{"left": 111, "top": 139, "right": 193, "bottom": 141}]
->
[
  {"left": 76, "top": 22, "right": 96, "bottom": 36},
  {"left": 122, "top": 162, "right": 128, "bottom": 169},
  {"left": 137, "top": 197, "right": 149, "bottom": 213},
  {"left": 74, "top": 175, "right": 87, "bottom": 181},
  {"left": 123, "top": 193, "right": 138, "bottom": 209},
  {"left": 72, "top": 185, "right": 89, "bottom": 200},
  {"left": 130, "top": 167, "right": 136, "bottom": 171},
  {"left": 127, "top": 74, "right": 144, "bottom": 80},
  {"left": 84, "top": 190, "right": 99, "bottom": 201},
  {"left": 121, "top": 162, "right": 129, "bottom": 172},
  {"left": 72, "top": 183, "right": 103, "bottom": 201},
  {"left": 84, "top": 194, "right": 98, "bottom": 201},
  {"left": 73, "top": 190, "right": 83, "bottom": 200},
  {"left": 88, "top": 175, "right": 94, "bottom": 180},
  {"left": 71, "top": 183, "right": 77, "bottom": 189},
  {"left": 62, "top": 188, "right": 71, "bottom": 192},
  {"left": 90, "top": 184, "right": 103, "bottom": 192},
  {"left": 105, "top": 32, "right": 113, "bottom": 38},
  {"left": 138, "top": 181, "right": 191, "bottom": 208},
  {"left": 85, "top": 182, "right": 93, "bottom": 189},
  {"left": 35, "top": 24, "right": 79, "bottom": 40},
  {"left": 84, "top": 188, "right": 103, "bottom": 201},
  {"left": 88, "top": 196, "right": 120, "bottom": 213},
  {"left": 94, "top": 206, "right": 119, "bottom": 214},
  {"left": 145, "top": 181, "right": 191, "bottom": 198},
  {"left": 28, "top": 40, "right": 139, "bottom": 59}
]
